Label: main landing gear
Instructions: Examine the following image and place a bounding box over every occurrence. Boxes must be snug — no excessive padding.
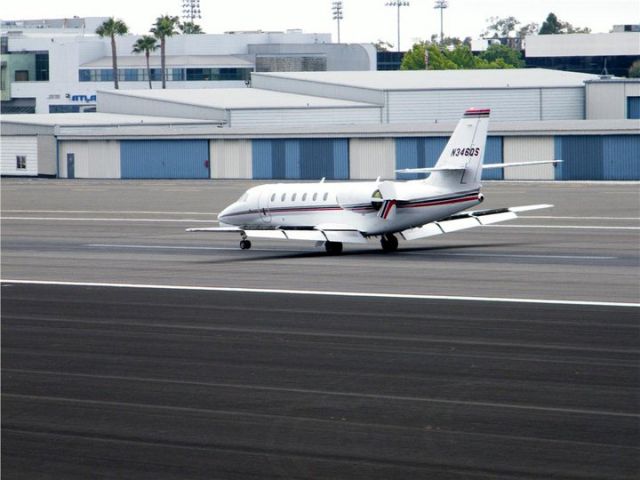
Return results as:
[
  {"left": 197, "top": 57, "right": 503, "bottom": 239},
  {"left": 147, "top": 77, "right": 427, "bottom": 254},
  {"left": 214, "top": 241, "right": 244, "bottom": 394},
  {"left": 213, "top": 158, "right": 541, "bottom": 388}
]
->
[
  {"left": 380, "top": 234, "right": 398, "bottom": 253},
  {"left": 239, "top": 239, "right": 252, "bottom": 250},
  {"left": 324, "top": 241, "right": 343, "bottom": 255}
]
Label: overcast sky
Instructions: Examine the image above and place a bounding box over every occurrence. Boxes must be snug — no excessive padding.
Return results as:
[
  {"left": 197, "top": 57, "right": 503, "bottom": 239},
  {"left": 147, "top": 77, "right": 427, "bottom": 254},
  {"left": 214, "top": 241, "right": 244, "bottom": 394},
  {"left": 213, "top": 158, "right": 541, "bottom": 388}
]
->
[{"left": 2, "top": 0, "right": 638, "bottom": 49}]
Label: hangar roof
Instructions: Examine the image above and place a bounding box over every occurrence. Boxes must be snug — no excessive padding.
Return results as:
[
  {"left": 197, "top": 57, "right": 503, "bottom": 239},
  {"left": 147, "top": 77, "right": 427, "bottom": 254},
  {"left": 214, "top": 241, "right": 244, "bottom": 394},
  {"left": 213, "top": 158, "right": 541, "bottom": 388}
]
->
[
  {"left": 100, "top": 88, "right": 379, "bottom": 110},
  {"left": 1, "top": 113, "right": 219, "bottom": 127},
  {"left": 253, "top": 69, "right": 602, "bottom": 91}
]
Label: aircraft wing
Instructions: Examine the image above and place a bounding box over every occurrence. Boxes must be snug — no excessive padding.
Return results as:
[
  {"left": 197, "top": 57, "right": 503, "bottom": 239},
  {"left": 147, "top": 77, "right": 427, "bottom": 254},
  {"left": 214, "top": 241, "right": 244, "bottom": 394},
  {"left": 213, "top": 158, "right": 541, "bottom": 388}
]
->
[
  {"left": 400, "top": 204, "right": 552, "bottom": 241},
  {"left": 186, "top": 225, "right": 368, "bottom": 244}
]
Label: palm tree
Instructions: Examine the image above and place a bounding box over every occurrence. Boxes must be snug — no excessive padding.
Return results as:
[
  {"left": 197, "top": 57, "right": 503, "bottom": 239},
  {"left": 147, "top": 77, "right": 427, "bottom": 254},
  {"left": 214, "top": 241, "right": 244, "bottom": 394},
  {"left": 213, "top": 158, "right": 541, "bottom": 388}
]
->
[
  {"left": 151, "top": 15, "right": 180, "bottom": 89},
  {"left": 132, "top": 36, "right": 158, "bottom": 89},
  {"left": 96, "top": 18, "right": 129, "bottom": 90},
  {"left": 179, "top": 22, "right": 204, "bottom": 34}
]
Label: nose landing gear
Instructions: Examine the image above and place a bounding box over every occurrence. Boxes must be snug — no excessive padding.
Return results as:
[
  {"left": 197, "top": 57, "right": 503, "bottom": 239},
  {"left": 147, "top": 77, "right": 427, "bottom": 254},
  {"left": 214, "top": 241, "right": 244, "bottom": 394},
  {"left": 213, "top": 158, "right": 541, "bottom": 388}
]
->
[{"left": 380, "top": 234, "right": 398, "bottom": 252}]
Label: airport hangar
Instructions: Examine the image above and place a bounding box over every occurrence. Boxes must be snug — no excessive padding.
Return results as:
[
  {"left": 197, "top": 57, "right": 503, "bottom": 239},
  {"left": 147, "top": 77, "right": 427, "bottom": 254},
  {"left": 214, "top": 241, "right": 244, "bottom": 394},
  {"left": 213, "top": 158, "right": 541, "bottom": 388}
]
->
[{"left": 2, "top": 69, "right": 639, "bottom": 181}]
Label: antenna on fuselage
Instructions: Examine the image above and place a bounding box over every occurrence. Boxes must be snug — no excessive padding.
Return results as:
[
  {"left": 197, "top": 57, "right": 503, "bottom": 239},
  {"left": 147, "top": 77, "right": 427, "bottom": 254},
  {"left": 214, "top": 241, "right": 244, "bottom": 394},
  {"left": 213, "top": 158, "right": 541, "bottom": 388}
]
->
[{"left": 319, "top": 177, "right": 326, "bottom": 183}]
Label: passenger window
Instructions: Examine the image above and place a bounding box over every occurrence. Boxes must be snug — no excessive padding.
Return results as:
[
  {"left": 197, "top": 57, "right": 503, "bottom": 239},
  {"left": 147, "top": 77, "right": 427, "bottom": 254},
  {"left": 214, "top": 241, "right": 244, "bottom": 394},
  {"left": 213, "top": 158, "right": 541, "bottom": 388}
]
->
[
  {"left": 270, "top": 193, "right": 276, "bottom": 202},
  {"left": 323, "top": 192, "right": 328, "bottom": 201},
  {"left": 302, "top": 193, "right": 307, "bottom": 201},
  {"left": 313, "top": 193, "right": 318, "bottom": 201},
  {"left": 281, "top": 193, "right": 286, "bottom": 202},
  {"left": 292, "top": 193, "right": 297, "bottom": 201}
]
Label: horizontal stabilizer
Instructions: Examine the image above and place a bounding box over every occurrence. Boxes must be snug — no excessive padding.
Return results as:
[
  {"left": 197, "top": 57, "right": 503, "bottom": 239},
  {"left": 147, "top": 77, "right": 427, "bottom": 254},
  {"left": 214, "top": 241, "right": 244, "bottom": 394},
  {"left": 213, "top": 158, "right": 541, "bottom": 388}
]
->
[
  {"left": 483, "top": 160, "right": 562, "bottom": 169},
  {"left": 395, "top": 165, "right": 466, "bottom": 174}
]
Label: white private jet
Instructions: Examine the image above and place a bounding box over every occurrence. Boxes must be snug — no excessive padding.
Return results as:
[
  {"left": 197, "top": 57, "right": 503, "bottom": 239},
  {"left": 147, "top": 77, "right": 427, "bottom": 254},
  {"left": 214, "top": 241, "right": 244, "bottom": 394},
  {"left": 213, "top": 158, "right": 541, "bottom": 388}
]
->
[{"left": 187, "top": 108, "right": 560, "bottom": 254}]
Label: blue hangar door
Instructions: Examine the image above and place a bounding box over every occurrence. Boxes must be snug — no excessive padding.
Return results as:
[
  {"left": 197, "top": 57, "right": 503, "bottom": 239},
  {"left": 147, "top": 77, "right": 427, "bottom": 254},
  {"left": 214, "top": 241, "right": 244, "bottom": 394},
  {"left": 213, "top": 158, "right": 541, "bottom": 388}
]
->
[{"left": 120, "top": 140, "right": 209, "bottom": 179}]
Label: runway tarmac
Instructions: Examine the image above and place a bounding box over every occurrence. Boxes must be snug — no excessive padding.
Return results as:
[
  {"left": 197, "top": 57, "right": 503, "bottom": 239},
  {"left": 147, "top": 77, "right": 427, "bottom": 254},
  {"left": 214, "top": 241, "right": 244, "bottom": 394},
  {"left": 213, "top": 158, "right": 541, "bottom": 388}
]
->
[
  {"left": 1, "top": 179, "right": 639, "bottom": 303},
  {"left": 2, "top": 179, "right": 639, "bottom": 478},
  {"left": 3, "top": 283, "right": 639, "bottom": 479}
]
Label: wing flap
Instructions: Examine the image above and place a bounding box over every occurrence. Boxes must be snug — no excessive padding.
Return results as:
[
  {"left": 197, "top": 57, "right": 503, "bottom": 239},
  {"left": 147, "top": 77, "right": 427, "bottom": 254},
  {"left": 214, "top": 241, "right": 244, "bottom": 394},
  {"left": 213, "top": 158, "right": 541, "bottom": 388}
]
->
[
  {"left": 399, "top": 204, "right": 553, "bottom": 241},
  {"left": 323, "top": 230, "right": 368, "bottom": 244}
]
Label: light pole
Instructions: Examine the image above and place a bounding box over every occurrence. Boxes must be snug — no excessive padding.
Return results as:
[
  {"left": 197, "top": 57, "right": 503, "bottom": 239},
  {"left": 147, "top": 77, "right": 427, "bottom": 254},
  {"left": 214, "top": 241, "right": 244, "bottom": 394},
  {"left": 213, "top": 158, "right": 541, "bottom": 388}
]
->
[
  {"left": 182, "top": 0, "right": 202, "bottom": 23},
  {"left": 332, "top": 1, "right": 343, "bottom": 43},
  {"left": 433, "top": 0, "right": 448, "bottom": 45},
  {"left": 385, "top": 1, "right": 410, "bottom": 52}
]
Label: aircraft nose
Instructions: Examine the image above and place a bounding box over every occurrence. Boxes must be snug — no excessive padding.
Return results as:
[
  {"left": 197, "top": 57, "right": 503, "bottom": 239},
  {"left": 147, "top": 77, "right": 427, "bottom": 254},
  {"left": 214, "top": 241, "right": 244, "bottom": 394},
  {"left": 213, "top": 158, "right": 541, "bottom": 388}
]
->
[{"left": 217, "top": 203, "right": 238, "bottom": 226}]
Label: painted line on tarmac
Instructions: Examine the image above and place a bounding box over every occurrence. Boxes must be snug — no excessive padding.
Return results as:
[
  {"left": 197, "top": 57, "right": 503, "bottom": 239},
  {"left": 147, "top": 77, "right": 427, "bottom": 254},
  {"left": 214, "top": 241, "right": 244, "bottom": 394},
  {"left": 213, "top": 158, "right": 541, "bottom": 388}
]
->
[
  {"left": 523, "top": 216, "right": 639, "bottom": 221},
  {"left": 3, "top": 209, "right": 217, "bottom": 215},
  {"left": 88, "top": 244, "right": 284, "bottom": 252},
  {"left": 1, "top": 217, "right": 217, "bottom": 223},
  {"left": 488, "top": 224, "right": 640, "bottom": 231},
  {"left": 2, "top": 279, "right": 638, "bottom": 308},
  {"left": 408, "top": 252, "right": 616, "bottom": 260}
]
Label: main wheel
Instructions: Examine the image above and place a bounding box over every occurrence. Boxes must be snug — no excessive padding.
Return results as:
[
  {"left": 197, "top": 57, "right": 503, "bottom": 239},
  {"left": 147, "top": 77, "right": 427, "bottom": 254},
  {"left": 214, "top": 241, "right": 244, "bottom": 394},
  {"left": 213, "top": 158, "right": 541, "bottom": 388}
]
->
[
  {"left": 324, "top": 241, "right": 343, "bottom": 255},
  {"left": 240, "top": 239, "right": 252, "bottom": 250},
  {"left": 380, "top": 234, "right": 398, "bottom": 252}
]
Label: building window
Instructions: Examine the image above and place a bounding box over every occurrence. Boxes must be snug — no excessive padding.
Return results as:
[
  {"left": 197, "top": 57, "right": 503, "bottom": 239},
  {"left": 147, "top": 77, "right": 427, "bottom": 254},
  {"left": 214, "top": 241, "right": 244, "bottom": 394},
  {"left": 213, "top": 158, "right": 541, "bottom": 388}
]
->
[
  {"left": 35, "top": 53, "right": 49, "bottom": 81},
  {"left": 16, "top": 156, "right": 26, "bottom": 169},
  {"left": 15, "top": 70, "right": 29, "bottom": 81}
]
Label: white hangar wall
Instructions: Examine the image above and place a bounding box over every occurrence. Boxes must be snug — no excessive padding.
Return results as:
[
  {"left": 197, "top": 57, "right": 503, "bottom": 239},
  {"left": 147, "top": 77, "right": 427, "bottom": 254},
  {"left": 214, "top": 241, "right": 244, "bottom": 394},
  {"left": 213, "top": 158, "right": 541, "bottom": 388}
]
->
[
  {"left": 210, "top": 140, "right": 252, "bottom": 179},
  {"left": 1, "top": 136, "right": 38, "bottom": 176},
  {"left": 503, "top": 137, "right": 556, "bottom": 180},
  {"left": 1, "top": 135, "right": 56, "bottom": 176},
  {"left": 58, "top": 140, "right": 120, "bottom": 178}
]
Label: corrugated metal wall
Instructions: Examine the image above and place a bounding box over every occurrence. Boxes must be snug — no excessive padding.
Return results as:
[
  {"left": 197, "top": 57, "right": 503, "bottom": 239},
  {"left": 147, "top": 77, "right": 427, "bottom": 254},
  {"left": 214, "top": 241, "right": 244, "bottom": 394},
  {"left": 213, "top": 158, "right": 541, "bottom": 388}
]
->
[
  {"left": 387, "top": 88, "right": 585, "bottom": 123},
  {"left": 36, "top": 135, "right": 57, "bottom": 176},
  {"left": 349, "top": 138, "right": 395, "bottom": 179},
  {"left": 1, "top": 136, "right": 38, "bottom": 176},
  {"left": 59, "top": 140, "right": 121, "bottom": 178},
  {"left": 120, "top": 140, "right": 209, "bottom": 179},
  {"left": 628, "top": 97, "right": 640, "bottom": 119},
  {"left": 555, "top": 135, "right": 640, "bottom": 180},
  {"left": 210, "top": 140, "right": 252, "bottom": 178},
  {"left": 252, "top": 139, "right": 349, "bottom": 180},
  {"left": 541, "top": 89, "right": 585, "bottom": 120},
  {"left": 395, "top": 136, "right": 502, "bottom": 180},
  {"left": 503, "top": 137, "right": 555, "bottom": 180},
  {"left": 230, "top": 108, "right": 381, "bottom": 128}
]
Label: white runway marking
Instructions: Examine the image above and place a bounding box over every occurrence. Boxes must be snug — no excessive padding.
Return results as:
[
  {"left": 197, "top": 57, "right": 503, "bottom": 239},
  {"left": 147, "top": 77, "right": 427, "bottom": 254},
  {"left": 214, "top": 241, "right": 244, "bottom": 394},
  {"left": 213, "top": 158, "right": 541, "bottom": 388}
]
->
[
  {"left": 1, "top": 217, "right": 217, "bottom": 223},
  {"left": 410, "top": 252, "right": 616, "bottom": 260},
  {"left": 88, "top": 244, "right": 283, "bottom": 252},
  {"left": 2, "top": 279, "right": 638, "bottom": 308},
  {"left": 3, "top": 210, "right": 217, "bottom": 215},
  {"left": 488, "top": 224, "right": 640, "bottom": 231},
  {"left": 523, "top": 216, "right": 639, "bottom": 221}
]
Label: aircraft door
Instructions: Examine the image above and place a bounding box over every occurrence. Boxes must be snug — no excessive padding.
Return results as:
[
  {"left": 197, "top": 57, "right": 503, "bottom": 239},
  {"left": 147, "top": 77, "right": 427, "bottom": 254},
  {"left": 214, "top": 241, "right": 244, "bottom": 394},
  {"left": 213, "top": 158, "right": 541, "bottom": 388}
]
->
[{"left": 258, "top": 190, "right": 272, "bottom": 223}]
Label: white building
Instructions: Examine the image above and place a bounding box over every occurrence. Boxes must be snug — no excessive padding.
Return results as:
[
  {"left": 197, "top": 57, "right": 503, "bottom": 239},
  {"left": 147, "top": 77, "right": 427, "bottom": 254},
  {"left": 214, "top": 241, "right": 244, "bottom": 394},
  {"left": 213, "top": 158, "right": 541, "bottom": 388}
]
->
[{"left": 1, "top": 17, "right": 376, "bottom": 114}]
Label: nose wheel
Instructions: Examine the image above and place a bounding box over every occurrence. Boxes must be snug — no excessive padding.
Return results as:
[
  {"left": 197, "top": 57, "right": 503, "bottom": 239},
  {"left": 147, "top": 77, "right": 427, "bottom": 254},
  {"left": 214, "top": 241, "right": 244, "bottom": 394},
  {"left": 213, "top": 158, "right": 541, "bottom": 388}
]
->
[
  {"left": 380, "top": 234, "right": 398, "bottom": 252},
  {"left": 240, "top": 239, "right": 252, "bottom": 250}
]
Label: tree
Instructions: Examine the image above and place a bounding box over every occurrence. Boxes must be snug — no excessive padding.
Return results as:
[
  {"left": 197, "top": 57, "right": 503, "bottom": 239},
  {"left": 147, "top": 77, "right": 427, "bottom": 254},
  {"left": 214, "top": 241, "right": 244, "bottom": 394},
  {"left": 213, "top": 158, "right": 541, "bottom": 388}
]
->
[
  {"left": 373, "top": 39, "right": 394, "bottom": 52},
  {"left": 132, "top": 35, "right": 158, "bottom": 89},
  {"left": 180, "top": 22, "right": 204, "bottom": 34},
  {"left": 540, "top": 12, "right": 591, "bottom": 34},
  {"left": 629, "top": 60, "right": 640, "bottom": 78},
  {"left": 483, "top": 16, "right": 532, "bottom": 49},
  {"left": 539, "top": 13, "right": 562, "bottom": 34},
  {"left": 151, "top": 15, "right": 180, "bottom": 89},
  {"left": 484, "top": 16, "right": 520, "bottom": 38},
  {"left": 480, "top": 44, "right": 524, "bottom": 68},
  {"left": 401, "top": 41, "right": 522, "bottom": 70},
  {"left": 96, "top": 18, "right": 129, "bottom": 90}
]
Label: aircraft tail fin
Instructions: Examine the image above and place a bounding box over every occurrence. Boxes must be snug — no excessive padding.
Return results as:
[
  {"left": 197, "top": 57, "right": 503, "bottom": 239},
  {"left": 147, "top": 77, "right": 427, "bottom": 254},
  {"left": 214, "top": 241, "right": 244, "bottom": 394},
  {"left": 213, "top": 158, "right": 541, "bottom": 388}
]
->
[{"left": 424, "top": 108, "right": 490, "bottom": 189}]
